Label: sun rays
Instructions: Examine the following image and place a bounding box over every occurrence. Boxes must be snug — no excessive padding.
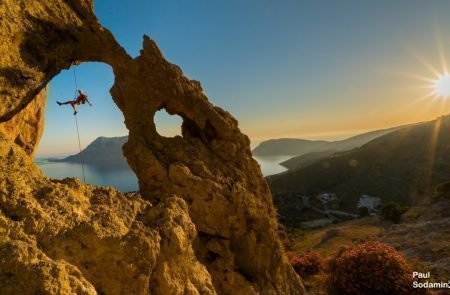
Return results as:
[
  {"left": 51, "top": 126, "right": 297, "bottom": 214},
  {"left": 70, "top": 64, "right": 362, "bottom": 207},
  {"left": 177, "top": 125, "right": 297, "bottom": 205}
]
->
[
  {"left": 414, "top": 28, "right": 450, "bottom": 100},
  {"left": 389, "top": 32, "right": 450, "bottom": 117},
  {"left": 387, "top": 30, "right": 450, "bottom": 198},
  {"left": 434, "top": 74, "right": 450, "bottom": 97},
  {"left": 422, "top": 117, "right": 443, "bottom": 198}
]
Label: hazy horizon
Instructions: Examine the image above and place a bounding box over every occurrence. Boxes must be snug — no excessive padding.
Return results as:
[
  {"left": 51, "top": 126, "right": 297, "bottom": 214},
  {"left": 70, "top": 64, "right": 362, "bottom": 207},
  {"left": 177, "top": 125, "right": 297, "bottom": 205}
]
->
[
  {"left": 36, "top": 0, "right": 450, "bottom": 157},
  {"left": 36, "top": 117, "right": 440, "bottom": 158}
]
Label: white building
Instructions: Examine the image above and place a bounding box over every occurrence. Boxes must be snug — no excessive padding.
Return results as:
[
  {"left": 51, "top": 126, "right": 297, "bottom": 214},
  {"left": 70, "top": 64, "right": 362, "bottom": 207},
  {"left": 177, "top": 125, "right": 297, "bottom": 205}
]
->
[
  {"left": 357, "top": 195, "right": 382, "bottom": 212},
  {"left": 317, "top": 193, "right": 337, "bottom": 203}
]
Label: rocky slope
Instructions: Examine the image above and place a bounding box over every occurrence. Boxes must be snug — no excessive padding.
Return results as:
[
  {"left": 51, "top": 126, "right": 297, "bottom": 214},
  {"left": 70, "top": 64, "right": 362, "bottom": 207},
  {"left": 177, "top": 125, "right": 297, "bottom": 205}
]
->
[
  {"left": 382, "top": 196, "right": 450, "bottom": 280},
  {"left": 0, "top": 133, "right": 215, "bottom": 294},
  {"left": 0, "top": 0, "right": 303, "bottom": 294}
]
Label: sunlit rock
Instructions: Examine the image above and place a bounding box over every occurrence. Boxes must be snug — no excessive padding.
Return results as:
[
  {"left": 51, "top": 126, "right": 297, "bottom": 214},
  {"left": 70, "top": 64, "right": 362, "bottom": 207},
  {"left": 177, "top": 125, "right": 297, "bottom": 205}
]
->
[{"left": 0, "top": 0, "right": 304, "bottom": 294}]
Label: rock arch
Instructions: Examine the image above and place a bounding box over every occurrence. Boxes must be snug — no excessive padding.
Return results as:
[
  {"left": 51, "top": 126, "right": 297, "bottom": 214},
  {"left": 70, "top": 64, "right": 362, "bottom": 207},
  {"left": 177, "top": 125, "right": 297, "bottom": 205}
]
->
[{"left": 0, "top": 0, "right": 304, "bottom": 294}]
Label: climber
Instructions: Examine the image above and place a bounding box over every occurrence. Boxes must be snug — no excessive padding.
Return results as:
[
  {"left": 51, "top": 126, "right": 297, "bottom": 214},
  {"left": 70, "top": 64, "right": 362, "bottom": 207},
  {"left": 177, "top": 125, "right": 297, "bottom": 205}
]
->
[{"left": 57, "top": 90, "right": 92, "bottom": 115}]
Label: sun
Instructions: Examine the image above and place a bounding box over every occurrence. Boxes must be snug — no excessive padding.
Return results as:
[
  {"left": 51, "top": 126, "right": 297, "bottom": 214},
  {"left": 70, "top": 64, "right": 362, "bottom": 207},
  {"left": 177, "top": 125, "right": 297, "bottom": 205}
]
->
[{"left": 434, "top": 74, "right": 450, "bottom": 98}]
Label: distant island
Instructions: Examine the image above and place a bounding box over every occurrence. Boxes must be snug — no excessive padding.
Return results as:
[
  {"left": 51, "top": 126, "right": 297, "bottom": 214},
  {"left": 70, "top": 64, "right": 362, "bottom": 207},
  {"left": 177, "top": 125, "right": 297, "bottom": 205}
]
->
[
  {"left": 252, "top": 126, "right": 403, "bottom": 157},
  {"left": 48, "top": 136, "right": 129, "bottom": 169},
  {"left": 51, "top": 125, "right": 403, "bottom": 173}
]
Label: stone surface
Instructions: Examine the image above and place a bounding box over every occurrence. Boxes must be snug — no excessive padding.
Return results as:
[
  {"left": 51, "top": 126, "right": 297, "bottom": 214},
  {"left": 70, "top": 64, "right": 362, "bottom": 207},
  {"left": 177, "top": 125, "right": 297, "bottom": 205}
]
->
[
  {"left": 0, "top": 134, "right": 215, "bottom": 295},
  {"left": 0, "top": 87, "right": 46, "bottom": 155},
  {"left": 110, "top": 37, "right": 303, "bottom": 294},
  {"left": 0, "top": 0, "right": 304, "bottom": 294},
  {"left": 0, "top": 0, "right": 125, "bottom": 122}
]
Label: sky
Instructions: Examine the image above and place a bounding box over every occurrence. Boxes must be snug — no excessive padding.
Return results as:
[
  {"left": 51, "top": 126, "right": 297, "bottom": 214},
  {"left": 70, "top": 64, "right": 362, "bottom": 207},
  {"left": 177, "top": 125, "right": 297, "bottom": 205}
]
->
[{"left": 36, "top": 0, "right": 450, "bottom": 157}]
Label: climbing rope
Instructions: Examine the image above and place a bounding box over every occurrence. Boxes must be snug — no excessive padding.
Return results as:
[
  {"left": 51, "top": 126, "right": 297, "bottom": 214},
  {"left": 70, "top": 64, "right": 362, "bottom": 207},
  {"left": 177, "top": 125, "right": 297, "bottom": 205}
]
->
[
  {"left": 74, "top": 114, "right": 86, "bottom": 183},
  {"left": 73, "top": 66, "right": 79, "bottom": 98},
  {"left": 72, "top": 67, "right": 86, "bottom": 183}
]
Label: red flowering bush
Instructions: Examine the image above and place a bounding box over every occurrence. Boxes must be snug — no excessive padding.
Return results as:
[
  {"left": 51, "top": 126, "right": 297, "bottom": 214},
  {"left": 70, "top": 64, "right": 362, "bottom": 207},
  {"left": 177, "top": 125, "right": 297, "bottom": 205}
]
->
[
  {"left": 328, "top": 241, "right": 426, "bottom": 295},
  {"left": 288, "top": 252, "right": 322, "bottom": 277}
]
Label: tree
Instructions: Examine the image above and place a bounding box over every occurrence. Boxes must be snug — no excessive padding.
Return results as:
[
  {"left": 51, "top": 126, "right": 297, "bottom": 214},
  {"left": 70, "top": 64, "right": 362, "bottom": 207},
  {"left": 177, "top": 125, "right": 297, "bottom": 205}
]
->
[
  {"left": 433, "top": 180, "right": 450, "bottom": 199},
  {"left": 358, "top": 206, "right": 370, "bottom": 217},
  {"left": 380, "top": 202, "right": 405, "bottom": 223}
]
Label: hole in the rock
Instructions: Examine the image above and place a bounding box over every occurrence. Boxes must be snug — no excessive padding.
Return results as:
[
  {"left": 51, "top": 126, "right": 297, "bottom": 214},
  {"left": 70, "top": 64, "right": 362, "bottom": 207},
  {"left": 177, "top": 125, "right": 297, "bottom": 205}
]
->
[
  {"left": 154, "top": 108, "right": 183, "bottom": 138},
  {"left": 9, "top": 215, "right": 23, "bottom": 222},
  {"left": 34, "top": 62, "right": 139, "bottom": 193}
]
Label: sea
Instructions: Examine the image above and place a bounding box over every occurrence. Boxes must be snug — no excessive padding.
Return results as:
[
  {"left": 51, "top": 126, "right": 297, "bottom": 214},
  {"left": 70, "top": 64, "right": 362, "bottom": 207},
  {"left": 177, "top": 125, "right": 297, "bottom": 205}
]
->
[{"left": 35, "top": 155, "right": 291, "bottom": 192}]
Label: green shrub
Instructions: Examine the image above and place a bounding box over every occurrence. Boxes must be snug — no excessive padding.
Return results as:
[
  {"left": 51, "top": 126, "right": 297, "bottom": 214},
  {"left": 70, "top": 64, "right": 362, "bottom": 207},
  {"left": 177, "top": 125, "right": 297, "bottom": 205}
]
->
[
  {"left": 433, "top": 180, "right": 450, "bottom": 199},
  {"left": 380, "top": 202, "right": 405, "bottom": 223},
  {"left": 435, "top": 180, "right": 450, "bottom": 193},
  {"left": 327, "top": 241, "right": 426, "bottom": 295}
]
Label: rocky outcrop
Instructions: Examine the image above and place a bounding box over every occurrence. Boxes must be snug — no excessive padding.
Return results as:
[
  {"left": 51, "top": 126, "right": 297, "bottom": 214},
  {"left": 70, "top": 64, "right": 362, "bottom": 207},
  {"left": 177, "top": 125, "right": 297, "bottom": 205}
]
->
[
  {"left": 0, "top": 134, "right": 215, "bottom": 294},
  {"left": 0, "top": 0, "right": 303, "bottom": 294},
  {"left": 0, "top": 88, "right": 46, "bottom": 155}
]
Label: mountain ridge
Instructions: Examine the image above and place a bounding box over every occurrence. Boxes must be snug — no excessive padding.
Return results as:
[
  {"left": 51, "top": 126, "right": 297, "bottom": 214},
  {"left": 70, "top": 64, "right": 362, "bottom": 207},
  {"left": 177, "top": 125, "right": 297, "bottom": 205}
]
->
[
  {"left": 49, "top": 135, "right": 129, "bottom": 168},
  {"left": 252, "top": 126, "right": 404, "bottom": 157},
  {"left": 269, "top": 116, "right": 450, "bottom": 213}
]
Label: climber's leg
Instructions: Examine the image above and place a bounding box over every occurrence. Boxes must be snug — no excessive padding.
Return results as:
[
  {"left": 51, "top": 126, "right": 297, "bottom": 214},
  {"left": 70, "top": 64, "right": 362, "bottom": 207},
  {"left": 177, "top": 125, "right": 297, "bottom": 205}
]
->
[
  {"left": 57, "top": 100, "right": 73, "bottom": 105},
  {"left": 70, "top": 102, "right": 78, "bottom": 115}
]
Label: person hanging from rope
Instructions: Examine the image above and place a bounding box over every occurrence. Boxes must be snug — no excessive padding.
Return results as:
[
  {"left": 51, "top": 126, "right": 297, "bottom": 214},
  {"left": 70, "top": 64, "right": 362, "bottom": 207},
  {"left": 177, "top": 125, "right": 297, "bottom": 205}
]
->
[{"left": 57, "top": 90, "right": 92, "bottom": 115}]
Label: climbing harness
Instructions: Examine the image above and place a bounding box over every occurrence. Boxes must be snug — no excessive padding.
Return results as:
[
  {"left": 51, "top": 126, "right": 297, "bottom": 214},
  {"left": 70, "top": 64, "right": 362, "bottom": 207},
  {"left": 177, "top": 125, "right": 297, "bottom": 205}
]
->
[{"left": 72, "top": 68, "right": 86, "bottom": 183}]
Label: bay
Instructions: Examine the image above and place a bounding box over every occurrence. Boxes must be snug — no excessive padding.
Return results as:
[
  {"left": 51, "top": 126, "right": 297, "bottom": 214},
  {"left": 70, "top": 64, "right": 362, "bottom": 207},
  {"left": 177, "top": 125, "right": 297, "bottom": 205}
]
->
[{"left": 36, "top": 155, "right": 292, "bottom": 192}]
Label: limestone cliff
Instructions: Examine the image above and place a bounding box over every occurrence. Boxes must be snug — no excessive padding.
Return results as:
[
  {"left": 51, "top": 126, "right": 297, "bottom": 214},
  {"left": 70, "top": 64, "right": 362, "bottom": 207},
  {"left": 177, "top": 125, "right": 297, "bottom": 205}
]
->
[
  {"left": 0, "top": 0, "right": 304, "bottom": 294},
  {"left": 0, "top": 88, "right": 46, "bottom": 155},
  {"left": 0, "top": 134, "right": 215, "bottom": 294}
]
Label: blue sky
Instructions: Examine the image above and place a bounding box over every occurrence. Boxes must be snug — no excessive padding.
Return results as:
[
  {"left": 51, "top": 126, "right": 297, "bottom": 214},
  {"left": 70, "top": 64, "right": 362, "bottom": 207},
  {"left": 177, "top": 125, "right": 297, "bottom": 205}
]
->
[{"left": 36, "top": 0, "right": 450, "bottom": 157}]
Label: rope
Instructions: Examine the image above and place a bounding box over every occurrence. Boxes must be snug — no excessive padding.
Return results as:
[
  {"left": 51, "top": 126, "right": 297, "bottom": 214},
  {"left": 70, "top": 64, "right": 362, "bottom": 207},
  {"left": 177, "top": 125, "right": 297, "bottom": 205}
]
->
[
  {"left": 73, "top": 67, "right": 79, "bottom": 98},
  {"left": 72, "top": 67, "right": 86, "bottom": 183},
  {"left": 74, "top": 113, "right": 86, "bottom": 183}
]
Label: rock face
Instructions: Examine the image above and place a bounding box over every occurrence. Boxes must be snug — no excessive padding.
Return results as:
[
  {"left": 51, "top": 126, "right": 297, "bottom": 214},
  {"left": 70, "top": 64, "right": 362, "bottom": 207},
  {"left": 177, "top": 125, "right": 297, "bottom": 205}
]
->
[
  {"left": 0, "top": 88, "right": 46, "bottom": 155},
  {"left": 0, "top": 0, "right": 304, "bottom": 294},
  {"left": 0, "top": 134, "right": 215, "bottom": 294}
]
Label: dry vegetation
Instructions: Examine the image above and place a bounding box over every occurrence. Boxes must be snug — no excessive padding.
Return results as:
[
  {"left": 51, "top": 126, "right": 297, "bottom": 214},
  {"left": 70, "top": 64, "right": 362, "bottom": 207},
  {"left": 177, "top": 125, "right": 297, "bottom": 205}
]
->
[
  {"left": 285, "top": 192, "right": 450, "bottom": 294},
  {"left": 287, "top": 217, "right": 386, "bottom": 256}
]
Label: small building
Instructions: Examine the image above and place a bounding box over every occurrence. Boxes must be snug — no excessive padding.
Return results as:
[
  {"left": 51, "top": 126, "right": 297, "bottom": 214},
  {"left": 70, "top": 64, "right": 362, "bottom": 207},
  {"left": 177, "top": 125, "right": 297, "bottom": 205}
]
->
[
  {"left": 357, "top": 195, "right": 381, "bottom": 213},
  {"left": 317, "top": 193, "right": 337, "bottom": 203}
]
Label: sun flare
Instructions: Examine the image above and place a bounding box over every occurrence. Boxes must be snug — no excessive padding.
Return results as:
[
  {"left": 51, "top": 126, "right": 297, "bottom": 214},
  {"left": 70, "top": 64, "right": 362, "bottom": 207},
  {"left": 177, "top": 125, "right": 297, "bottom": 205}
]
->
[
  {"left": 402, "top": 32, "right": 450, "bottom": 108},
  {"left": 434, "top": 74, "right": 450, "bottom": 98}
]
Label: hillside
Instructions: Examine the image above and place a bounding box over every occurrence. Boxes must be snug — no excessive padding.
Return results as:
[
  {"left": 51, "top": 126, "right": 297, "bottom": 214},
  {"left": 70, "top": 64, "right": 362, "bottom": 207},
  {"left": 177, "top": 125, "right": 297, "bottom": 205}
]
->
[
  {"left": 51, "top": 136, "right": 129, "bottom": 168},
  {"left": 286, "top": 196, "right": 450, "bottom": 293},
  {"left": 252, "top": 138, "right": 328, "bottom": 156},
  {"left": 269, "top": 116, "right": 450, "bottom": 213},
  {"left": 252, "top": 126, "right": 400, "bottom": 157},
  {"left": 280, "top": 150, "right": 337, "bottom": 170}
]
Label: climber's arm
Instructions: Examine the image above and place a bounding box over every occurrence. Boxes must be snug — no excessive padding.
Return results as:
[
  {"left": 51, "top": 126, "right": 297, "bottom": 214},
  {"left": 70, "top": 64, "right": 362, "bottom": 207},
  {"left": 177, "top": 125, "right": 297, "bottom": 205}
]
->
[{"left": 86, "top": 97, "right": 93, "bottom": 106}]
